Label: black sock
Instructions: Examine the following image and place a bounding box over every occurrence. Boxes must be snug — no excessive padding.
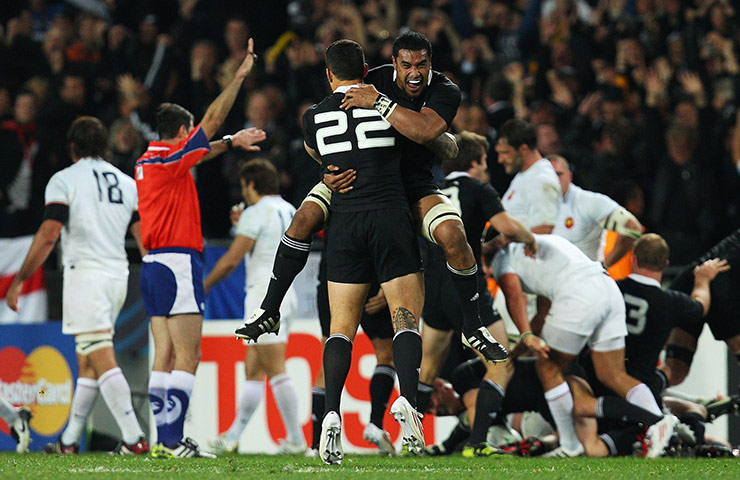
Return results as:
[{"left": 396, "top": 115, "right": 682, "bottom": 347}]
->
[
  {"left": 417, "top": 382, "right": 434, "bottom": 414},
  {"left": 393, "top": 330, "right": 422, "bottom": 408},
  {"left": 446, "top": 262, "right": 481, "bottom": 332},
  {"left": 260, "top": 234, "right": 311, "bottom": 312},
  {"left": 323, "top": 335, "right": 353, "bottom": 414},
  {"left": 680, "top": 412, "right": 706, "bottom": 444},
  {"left": 599, "top": 425, "right": 643, "bottom": 456},
  {"left": 468, "top": 380, "right": 504, "bottom": 444},
  {"left": 443, "top": 419, "right": 471, "bottom": 451},
  {"left": 311, "top": 386, "right": 325, "bottom": 449},
  {"left": 596, "top": 396, "right": 662, "bottom": 426},
  {"left": 369, "top": 365, "right": 395, "bottom": 428}
]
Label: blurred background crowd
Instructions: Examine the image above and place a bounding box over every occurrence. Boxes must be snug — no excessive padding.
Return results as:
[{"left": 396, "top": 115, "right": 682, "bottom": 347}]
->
[{"left": 2, "top": 0, "right": 740, "bottom": 265}]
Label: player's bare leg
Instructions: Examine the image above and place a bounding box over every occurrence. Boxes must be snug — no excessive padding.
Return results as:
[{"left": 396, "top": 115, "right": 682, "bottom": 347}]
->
[
  {"left": 417, "top": 324, "right": 453, "bottom": 412},
  {"left": 415, "top": 194, "right": 507, "bottom": 363},
  {"left": 320, "top": 282, "right": 369, "bottom": 464},
  {"left": 381, "top": 272, "right": 426, "bottom": 453},
  {"left": 238, "top": 198, "right": 326, "bottom": 341},
  {"left": 535, "top": 349, "right": 584, "bottom": 456},
  {"left": 364, "top": 337, "right": 396, "bottom": 455}
]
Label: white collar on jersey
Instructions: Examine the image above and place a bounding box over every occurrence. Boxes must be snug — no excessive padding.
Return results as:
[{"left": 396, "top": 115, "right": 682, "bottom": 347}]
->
[
  {"left": 445, "top": 171, "right": 471, "bottom": 181},
  {"left": 628, "top": 273, "right": 661, "bottom": 288},
  {"left": 392, "top": 69, "right": 433, "bottom": 86},
  {"left": 333, "top": 84, "right": 363, "bottom": 93}
]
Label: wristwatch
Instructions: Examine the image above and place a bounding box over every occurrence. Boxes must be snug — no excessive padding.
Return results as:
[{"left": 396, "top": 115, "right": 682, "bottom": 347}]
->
[{"left": 222, "top": 134, "right": 234, "bottom": 149}]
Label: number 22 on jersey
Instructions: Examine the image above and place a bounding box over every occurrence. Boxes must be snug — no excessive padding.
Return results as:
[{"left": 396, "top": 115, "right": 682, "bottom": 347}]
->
[{"left": 314, "top": 110, "right": 395, "bottom": 155}]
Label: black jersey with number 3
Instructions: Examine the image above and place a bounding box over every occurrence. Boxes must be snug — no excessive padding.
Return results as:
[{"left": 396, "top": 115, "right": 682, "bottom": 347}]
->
[
  {"left": 617, "top": 275, "right": 704, "bottom": 382},
  {"left": 365, "top": 65, "right": 461, "bottom": 201},
  {"left": 303, "top": 88, "right": 406, "bottom": 212}
]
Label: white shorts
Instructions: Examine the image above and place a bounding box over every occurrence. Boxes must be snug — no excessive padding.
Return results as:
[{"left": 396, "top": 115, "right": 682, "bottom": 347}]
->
[
  {"left": 62, "top": 267, "right": 127, "bottom": 335},
  {"left": 541, "top": 274, "right": 627, "bottom": 355},
  {"left": 243, "top": 283, "right": 298, "bottom": 345}
]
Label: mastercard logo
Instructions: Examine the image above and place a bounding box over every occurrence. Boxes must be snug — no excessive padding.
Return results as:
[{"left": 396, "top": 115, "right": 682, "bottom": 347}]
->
[
  {"left": 0, "top": 346, "right": 73, "bottom": 436},
  {"left": 565, "top": 217, "right": 574, "bottom": 229}
]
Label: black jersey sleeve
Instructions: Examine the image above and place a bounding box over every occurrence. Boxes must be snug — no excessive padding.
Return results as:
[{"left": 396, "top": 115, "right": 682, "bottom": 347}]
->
[
  {"left": 669, "top": 290, "right": 705, "bottom": 332},
  {"left": 302, "top": 105, "right": 318, "bottom": 151},
  {"left": 478, "top": 183, "right": 505, "bottom": 220},
  {"left": 424, "top": 73, "right": 461, "bottom": 127}
]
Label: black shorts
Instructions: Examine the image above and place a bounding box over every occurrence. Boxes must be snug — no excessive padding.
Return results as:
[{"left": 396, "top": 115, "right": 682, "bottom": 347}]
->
[
  {"left": 318, "top": 269, "right": 394, "bottom": 340},
  {"left": 403, "top": 172, "right": 441, "bottom": 207},
  {"left": 326, "top": 208, "right": 421, "bottom": 284},
  {"left": 672, "top": 265, "right": 740, "bottom": 341},
  {"left": 422, "top": 258, "right": 500, "bottom": 331}
]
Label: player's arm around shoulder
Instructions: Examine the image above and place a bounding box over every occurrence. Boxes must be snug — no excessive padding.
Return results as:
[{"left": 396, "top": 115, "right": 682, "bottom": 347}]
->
[{"left": 690, "top": 258, "right": 731, "bottom": 315}]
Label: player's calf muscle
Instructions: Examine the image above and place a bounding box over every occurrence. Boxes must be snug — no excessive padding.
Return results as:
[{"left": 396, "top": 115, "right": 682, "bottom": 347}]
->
[{"left": 287, "top": 202, "right": 324, "bottom": 240}]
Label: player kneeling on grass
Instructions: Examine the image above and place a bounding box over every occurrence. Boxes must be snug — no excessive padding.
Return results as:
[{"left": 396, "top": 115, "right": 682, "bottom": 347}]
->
[
  {"left": 204, "top": 159, "right": 306, "bottom": 455},
  {"left": 7, "top": 117, "right": 149, "bottom": 455}
]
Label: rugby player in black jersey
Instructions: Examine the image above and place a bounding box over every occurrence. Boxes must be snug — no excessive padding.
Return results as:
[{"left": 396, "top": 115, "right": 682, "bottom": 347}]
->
[
  {"left": 412, "top": 132, "right": 537, "bottom": 457},
  {"left": 300, "top": 40, "right": 425, "bottom": 465},
  {"left": 236, "top": 32, "right": 507, "bottom": 364},
  {"left": 664, "top": 229, "right": 739, "bottom": 389}
]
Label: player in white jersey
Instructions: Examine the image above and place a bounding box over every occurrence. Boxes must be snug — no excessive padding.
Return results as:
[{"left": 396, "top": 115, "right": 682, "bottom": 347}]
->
[
  {"left": 549, "top": 155, "right": 642, "bottom": 265},
  {"left": 491, "top": 234, "right": 677, "bottom": 457},
  {"left": 204, "top": 159, "right": 305, "bottom": 455},
  {"left": 495, "top": 120, "right": 561, "bottom": 233},
  {"left": 6, "top": 117, "right": 149, "bottom": 455}
]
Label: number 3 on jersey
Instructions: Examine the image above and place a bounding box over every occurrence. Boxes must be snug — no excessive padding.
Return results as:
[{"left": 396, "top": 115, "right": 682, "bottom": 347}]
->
[
  {"left": 315, "top": 110, "right": 394, "bottom": 155},
  {"left": 623, "top": 294, "right": 648, "bottom": 335}
]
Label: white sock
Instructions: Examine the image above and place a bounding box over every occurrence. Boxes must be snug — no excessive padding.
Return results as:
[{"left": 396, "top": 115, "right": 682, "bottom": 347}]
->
[
  {"left": 224, "top": 380, "right": 264, "bottom": 443},
  {"left": 61, "top": 378, "right": 99, "bottom": 445},
  {"left": 99, "top": 367, "right": 144, "bottom": 444},
  {"left": 148, "top": 370, "right": 170, "bottom": 436},
  {"left": 544, "top": 381, "right": 582, "bottom": 452},
  {"left": 626, "top": 383, "right": 663, "bottom": 416},
  {"left": 0, "top": 397, "right": 18, "bottom": 424},
  {"left": 270, "top": 373, "right": 305, "bottom": 446}
]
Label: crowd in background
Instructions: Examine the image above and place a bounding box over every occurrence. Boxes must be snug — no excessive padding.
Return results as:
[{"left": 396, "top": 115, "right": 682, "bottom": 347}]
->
[{"left": 2, "top": 0, "right": 740, "bottom": 264}]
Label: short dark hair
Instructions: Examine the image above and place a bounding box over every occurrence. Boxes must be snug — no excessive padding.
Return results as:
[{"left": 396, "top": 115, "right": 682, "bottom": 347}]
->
[
  {"left": 156, "top": 103, "right": 194, "bottom": 140},
  {"left": 497, "top": 119, "right": 536, "bottom": 149},
  {"left": 392, "top": 31, "right": 432, "bottom": 58},
  {"left": 325, "top": 39, "right": 365, "bottom": 81},
  {"left": 444, "top": 131, "right": 488, "bottom": 175},
  {"left": 633, "top": 233, "right": 669, "bottom": 271},
  {"left": 68, "top": 116, "right": 108, "bottom": 159},
  {"left": 240, "top": 158, "right": 279, "bottom": 195}
]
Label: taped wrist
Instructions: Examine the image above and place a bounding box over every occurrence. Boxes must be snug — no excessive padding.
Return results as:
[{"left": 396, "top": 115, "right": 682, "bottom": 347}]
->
[{"left": 373, "top": 94, "right": 397, "bottom": 119}]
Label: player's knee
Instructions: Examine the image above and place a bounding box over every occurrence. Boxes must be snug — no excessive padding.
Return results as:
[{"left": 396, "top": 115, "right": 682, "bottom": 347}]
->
[{"left": 432, "top": 219, "right": 466, "bottom": 251}]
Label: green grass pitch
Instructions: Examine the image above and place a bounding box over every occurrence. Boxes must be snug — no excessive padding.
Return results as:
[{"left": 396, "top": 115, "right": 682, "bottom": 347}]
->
[{"left": 1, "top": 453, "right": 740, "bottom": 479}]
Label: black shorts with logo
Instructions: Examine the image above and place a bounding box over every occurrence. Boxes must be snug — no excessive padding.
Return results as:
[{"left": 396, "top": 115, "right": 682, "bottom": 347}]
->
[
  {"left": 326, "top": 208, "right": 421, "bottom": 284},
  {"left": 422, "top": 254, "right": 500, "bottom": 331}
]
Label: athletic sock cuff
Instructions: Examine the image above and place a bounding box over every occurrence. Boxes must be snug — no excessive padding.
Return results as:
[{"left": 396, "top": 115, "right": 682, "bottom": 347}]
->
[
  {"left": 446, "top": 262, "right": 478, "bottom": 276},
  {"left": 374, "top": 364, "right": 396, "bottom": 378},
  {"left": 544, "top": 381, "right": 571, "bottom": 401},
  {"left": 281, "top": 234, "right": 311, "bottom": 252},
  {"left": 77, "top": 377, "right": 99, "bottom": 389},
  {"left": 98, "top": 367, "right": 123, "bottom": 385}
]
